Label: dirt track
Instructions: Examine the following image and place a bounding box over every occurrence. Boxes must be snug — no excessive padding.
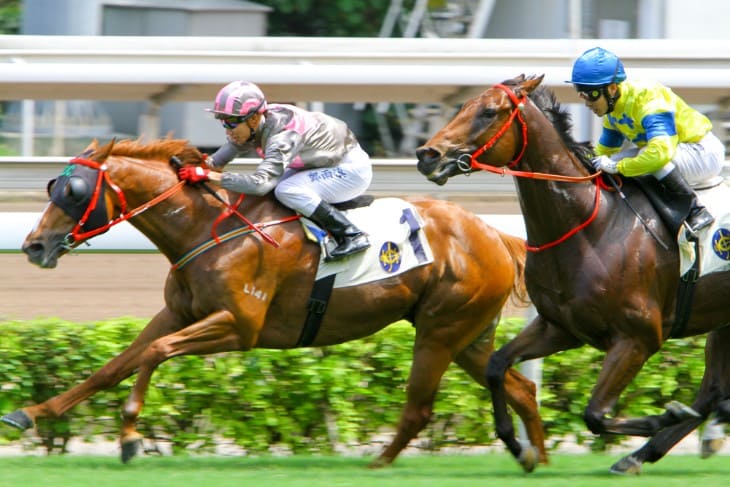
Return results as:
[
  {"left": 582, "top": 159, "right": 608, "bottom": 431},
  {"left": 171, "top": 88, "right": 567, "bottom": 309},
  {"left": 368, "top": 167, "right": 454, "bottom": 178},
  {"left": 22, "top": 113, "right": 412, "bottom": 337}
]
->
[
  {"left": 1, "top": 253, "right": 170, "bottom": 322},
  {"left": 1, "top": 193, "right": 522, "bottom": 323}
]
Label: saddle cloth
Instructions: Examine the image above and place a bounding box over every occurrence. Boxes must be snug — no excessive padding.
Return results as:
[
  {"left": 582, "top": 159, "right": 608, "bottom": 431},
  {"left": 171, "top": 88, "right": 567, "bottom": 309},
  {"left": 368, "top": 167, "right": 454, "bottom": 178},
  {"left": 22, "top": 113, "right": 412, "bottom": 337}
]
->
[
  {"left": 300, "top": 198, "right": 434, "bottom": 288},
  {"left": 678, "top": 181, "right": 730, "bottom": 277}
]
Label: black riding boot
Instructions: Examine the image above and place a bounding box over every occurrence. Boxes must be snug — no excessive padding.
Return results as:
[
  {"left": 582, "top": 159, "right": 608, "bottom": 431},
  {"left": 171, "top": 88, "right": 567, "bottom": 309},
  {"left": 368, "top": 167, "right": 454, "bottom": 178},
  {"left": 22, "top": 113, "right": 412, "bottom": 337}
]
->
[
  {"left": 310, "top": 201, "right": 370, "bottom": 261},
  {"left": 660, "top": 169, "right": 714, "bottom": 234}
]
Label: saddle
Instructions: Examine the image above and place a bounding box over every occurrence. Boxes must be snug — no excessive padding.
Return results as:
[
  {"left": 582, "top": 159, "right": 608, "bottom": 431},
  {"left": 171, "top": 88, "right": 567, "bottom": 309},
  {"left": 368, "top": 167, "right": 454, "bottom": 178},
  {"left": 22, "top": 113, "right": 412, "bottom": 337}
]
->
[
  {"left": 635, "top": 175, "right": 690, "bottom": 236},
  {"left": 634, "top": 175, "right": 729, "bottom": 337}
]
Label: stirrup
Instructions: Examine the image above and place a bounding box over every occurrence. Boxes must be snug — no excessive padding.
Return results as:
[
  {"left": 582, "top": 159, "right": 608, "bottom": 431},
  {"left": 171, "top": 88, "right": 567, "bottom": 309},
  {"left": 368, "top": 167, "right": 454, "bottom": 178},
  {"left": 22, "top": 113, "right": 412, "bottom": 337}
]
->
[
  {"left": 328, "top": 235, "right": 370, "bottom": 261},
  {"left": 684, "top": 210, "right": 714, "bottom": 240}
]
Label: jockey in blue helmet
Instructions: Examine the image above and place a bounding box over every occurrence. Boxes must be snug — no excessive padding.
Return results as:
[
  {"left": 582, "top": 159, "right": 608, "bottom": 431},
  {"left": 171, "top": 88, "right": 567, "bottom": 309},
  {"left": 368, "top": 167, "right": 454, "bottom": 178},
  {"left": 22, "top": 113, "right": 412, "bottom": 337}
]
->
[{"left": 569, "top": 47, "right": 724, "bottom": 236}]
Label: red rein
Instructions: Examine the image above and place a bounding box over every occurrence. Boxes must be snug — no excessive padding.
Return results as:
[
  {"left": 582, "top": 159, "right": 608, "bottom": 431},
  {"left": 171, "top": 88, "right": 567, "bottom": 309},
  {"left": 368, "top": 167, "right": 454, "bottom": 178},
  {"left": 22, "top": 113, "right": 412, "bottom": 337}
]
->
[{"left": 467, "top": 84, "right": 605, "bottom": 252}]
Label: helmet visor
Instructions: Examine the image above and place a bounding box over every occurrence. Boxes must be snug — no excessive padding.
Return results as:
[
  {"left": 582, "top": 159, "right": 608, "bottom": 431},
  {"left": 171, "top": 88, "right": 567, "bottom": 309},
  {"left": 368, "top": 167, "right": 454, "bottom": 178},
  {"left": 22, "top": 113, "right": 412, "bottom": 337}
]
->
[
  {"left": 217, "top": 115, "right": 248, "bottom": 130},
  {"left": 575, "top": 85, "right": 603, "bottom": 102}
]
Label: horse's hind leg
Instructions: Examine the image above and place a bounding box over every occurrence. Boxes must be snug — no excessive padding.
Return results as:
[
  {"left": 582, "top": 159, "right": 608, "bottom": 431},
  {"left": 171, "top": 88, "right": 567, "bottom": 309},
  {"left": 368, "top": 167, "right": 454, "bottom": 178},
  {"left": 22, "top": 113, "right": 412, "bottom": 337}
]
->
[
  {"left": 1, "top": 309, "right": 182, "bottom": 432},
  {"left": 610, "top": 327, "right": 730, "bottom": 475},
  {"left": 369, "top": 339, "right": 454, "bottom": 469}
]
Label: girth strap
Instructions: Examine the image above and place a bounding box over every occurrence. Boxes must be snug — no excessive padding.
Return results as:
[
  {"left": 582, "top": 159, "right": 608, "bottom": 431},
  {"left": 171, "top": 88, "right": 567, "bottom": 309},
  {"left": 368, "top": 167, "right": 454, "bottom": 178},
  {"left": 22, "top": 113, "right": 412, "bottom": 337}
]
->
[{"left": 296, "top": 273, "right": 337, "bottom": 347}]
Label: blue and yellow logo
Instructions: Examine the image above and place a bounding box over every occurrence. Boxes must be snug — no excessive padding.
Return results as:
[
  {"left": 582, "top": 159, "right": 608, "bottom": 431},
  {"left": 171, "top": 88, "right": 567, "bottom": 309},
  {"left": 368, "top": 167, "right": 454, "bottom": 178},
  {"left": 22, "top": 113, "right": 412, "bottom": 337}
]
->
[
  {"left": 712, "top": 228, "right": 730, "bottom": 261},
  {"left": 379, "top": 241, "right": 402, "bottom": 273}
]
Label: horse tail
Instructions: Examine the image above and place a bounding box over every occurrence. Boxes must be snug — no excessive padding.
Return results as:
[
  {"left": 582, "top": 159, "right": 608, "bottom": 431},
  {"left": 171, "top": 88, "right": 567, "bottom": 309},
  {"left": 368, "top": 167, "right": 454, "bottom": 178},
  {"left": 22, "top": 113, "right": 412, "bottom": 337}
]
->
[{"left": 497, "top": 230, "right": 530, "bottom": 306}]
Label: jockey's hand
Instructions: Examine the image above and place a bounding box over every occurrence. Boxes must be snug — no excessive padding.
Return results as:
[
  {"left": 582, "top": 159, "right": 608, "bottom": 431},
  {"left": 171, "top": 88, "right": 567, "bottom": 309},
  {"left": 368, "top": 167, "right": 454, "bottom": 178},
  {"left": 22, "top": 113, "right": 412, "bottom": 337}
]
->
[
  {"left": 178, "top": 165, "right": 210, "bottom": 184},
  {"left": 592, "top": 155, "right": 618, "bottom": 174}
]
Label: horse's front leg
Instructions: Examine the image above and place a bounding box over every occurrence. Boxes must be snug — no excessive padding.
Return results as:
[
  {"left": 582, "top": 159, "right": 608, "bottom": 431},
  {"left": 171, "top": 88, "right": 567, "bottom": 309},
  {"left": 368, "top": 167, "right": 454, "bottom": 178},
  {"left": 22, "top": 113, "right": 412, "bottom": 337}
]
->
[
  {"left": 120, "top": 310, "right": 247, "bottom": 463},
  {"left": 1, "top": 308, "right": 183, "bottom": 432},
  {"left": 486, "top": 315, "right": 580, "bottom": 472}
]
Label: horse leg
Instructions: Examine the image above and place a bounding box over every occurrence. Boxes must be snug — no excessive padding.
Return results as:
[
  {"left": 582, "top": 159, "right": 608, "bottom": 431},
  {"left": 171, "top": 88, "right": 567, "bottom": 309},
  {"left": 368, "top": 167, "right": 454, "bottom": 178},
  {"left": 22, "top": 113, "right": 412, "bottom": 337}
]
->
[
  {"left": 369, "top": 340, "right": 453, "bottom": 469},
  {"left": 1, "top": 308, "right": 182, "bottom": 432},
  {"left": 486, "top": 316, "right": 581, "bottom": 472},
  {"left": 119, "top": 310, "right": 244, "bottom": 463},
  {"left": 610, "top": 326, "right": 730, "bottom": 474},
  {"left": 454, "top": 336, "right": 547, "bottom": 466}
]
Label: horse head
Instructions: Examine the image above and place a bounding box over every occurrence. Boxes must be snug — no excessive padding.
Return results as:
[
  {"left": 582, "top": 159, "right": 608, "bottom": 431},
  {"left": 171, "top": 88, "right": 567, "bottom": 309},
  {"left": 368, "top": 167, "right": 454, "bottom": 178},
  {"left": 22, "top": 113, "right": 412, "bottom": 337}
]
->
[
  {"left": 22, "top": 138, "right": 199, "bottom": 268},
  {"left": 416, "top": 74, "right": 545, "bottom": 184}
]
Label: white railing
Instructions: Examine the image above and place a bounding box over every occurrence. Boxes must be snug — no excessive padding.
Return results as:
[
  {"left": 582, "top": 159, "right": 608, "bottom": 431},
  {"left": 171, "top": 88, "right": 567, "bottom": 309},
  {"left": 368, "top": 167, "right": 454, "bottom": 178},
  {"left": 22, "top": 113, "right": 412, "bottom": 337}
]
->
[{"left": 2, "top": 36, "right": 730, "bottom": 104}]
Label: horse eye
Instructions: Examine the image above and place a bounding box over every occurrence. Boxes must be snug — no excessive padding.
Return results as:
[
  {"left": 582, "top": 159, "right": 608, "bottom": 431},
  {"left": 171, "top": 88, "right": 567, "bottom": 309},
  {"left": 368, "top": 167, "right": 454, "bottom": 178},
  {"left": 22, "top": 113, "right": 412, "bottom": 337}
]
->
[
  {"left": 65, "top": 176, "right": 89, "bottom": 203},
  {"left": 482, "top": 108, "right": 497, "bottom": 119},
  {"left": 47, "top": 178, "right": 57, "bottom": 196}
]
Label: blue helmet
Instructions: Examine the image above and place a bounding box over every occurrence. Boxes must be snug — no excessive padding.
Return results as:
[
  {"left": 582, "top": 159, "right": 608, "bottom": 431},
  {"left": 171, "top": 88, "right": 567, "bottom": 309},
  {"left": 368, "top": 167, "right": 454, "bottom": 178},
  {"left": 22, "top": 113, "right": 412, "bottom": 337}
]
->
[{"left": 569, "top": 47, "right": 627, "bottom": 86}]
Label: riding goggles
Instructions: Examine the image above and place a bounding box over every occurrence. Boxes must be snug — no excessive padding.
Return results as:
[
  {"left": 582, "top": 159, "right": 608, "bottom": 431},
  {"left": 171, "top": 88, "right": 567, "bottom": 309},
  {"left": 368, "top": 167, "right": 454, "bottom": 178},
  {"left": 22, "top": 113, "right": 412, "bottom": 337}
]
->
[
  {"left": 575, "top": 86, "right": 603, "bottom": 102},
  {"left": 219, "top": 116, "right": 247, "bottom": 130}
]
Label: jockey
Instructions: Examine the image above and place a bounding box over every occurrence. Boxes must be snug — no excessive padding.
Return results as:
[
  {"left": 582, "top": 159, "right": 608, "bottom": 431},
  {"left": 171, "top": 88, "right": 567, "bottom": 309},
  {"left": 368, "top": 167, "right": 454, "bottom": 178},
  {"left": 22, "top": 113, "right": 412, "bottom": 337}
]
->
[
  {"left": 569, "top": 46, "right": 725, "bottom": 235},
  {"left": 178, "top": 80, "right": 372, "bottom": 261}
]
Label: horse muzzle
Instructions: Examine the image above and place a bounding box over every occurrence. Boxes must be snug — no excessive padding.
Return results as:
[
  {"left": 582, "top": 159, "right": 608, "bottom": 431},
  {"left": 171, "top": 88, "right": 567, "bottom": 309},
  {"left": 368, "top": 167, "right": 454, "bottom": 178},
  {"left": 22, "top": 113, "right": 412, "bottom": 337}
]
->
[
  {"left": 22, "top": 234, "right": 69, "bottom": 269},
  {"left": 416, "top": 147, "right": 469, "bottom": 186}
]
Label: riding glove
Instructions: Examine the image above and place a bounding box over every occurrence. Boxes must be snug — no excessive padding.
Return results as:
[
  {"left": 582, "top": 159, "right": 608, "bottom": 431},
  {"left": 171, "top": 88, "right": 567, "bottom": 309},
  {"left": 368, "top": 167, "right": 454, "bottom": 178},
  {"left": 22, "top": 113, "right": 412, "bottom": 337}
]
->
[
  {"left": 178, "top": 165, "right": 210, "bottom": 183},
  {"left": 592, "top": 155, "right": 619, "bottom": 174}
]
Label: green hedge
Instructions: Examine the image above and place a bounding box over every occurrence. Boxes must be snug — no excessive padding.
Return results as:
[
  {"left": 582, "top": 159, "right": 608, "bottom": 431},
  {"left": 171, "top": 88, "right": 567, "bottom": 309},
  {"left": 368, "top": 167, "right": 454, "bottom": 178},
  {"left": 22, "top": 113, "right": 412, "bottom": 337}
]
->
[{"left": 0, "top": 317, "right": 706, "bottom": 455}]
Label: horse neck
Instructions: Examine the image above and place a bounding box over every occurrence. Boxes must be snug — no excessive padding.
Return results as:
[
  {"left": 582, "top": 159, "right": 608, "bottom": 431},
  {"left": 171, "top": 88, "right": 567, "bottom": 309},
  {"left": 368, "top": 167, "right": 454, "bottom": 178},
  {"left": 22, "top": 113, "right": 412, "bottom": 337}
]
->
[
  {"left": 515, "top": 106, "right": 598, "bottom": 245},
  {"left": 105, "top": 157, "right": 224, "bottom": 262}
]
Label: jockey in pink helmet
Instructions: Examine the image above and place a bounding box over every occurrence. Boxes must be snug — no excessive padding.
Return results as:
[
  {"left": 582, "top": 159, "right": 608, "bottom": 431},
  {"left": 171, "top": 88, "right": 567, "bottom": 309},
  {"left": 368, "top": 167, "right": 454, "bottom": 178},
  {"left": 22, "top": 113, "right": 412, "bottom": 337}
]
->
[
  {"left": 207, "top": 81, "right": 267, "bottom": 120},
  {"left": 178, "top": 81, "right": 372, "bottom": 261}
]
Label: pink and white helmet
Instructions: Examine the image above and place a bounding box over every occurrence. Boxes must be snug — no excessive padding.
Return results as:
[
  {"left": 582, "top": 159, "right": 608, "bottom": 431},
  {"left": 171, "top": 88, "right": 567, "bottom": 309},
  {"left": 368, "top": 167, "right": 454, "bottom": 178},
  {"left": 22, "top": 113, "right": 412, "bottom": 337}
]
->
[{"left": 207, "top": 81, "right": 267, "bottom": 119}]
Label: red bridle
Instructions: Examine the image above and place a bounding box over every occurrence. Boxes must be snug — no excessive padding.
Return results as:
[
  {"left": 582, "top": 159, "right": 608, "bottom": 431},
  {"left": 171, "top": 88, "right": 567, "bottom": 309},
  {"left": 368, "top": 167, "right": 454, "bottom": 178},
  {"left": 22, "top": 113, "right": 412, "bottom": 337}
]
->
[
  {"left": 466, "top": 83, "right": 606, "bottom": 252},
  {"left": 469, "top": 83, "right": 529, "bottom": 171},
  {"left": 64, "top": 156, "right": 187, "bottom": 245}
]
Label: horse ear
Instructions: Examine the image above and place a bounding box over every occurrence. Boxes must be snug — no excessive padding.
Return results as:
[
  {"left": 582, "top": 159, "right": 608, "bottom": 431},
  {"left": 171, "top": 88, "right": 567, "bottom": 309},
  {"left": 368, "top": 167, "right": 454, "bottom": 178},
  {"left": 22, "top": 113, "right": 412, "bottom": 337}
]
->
[
  {"left": 82, "top": 139, "right": 99, "bottom": 154},
  {"left": 96, "top": 137, "right": 117, "bottom": 161},
  {"left": 516, "top": 74, "right": 545, "bottom": 96}
]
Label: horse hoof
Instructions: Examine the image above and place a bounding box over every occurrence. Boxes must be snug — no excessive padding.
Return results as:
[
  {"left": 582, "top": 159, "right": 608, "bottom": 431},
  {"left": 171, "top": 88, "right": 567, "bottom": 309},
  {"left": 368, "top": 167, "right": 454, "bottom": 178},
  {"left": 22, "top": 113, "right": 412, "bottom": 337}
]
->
[
  {"left": 609, "top": 455, "right": 642, "bottom": 475},
  {"left": 518, "top": 444, "right": 539, "bottom": 473},
  {"left": 1, "top": 410, "right": 33, "bottom": 431},
  {"left": 701, "top": 438, "right": 724, "bottom": 459},
  {"left": 120, "top": 433, "right": 144, "bottom": 464},
  {"left": 665, "top": 400, "right": 701, "bottom": 420}
]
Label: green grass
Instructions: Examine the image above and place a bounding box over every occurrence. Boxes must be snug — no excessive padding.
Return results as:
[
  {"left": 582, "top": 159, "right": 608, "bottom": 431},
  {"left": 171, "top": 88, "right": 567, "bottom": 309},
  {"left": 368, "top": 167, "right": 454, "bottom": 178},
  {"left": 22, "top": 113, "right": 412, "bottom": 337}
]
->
[{"left": 0, "top": 453, "right": 728, "bottom": 487}]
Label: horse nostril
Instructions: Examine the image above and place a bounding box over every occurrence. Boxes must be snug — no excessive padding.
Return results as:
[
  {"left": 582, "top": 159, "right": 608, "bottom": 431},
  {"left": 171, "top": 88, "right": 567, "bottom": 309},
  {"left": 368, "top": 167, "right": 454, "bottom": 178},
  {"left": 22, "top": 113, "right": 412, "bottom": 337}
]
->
[
  {"left": 22, "top": 241, "right": 44, "bottom": 257},
  {"left": 416, "top": 147, "right": 440, "bottom": 164}
]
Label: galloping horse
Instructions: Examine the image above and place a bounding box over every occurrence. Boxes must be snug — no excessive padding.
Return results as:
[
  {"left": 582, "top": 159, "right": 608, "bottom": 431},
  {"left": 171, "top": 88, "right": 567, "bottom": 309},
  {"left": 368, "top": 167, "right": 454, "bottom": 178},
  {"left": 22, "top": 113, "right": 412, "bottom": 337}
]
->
[
  {"left": 2, "top": 138, "right": 547, "bottom": 467},
  {"left": 416, "top": 74, "right": 730, "bottom": 473}
]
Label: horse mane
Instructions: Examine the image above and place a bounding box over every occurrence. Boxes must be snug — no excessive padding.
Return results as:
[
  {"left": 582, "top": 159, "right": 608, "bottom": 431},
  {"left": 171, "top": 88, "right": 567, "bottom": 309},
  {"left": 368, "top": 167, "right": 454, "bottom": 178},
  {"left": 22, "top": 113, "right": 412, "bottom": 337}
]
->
[
  {"left": 501, "top": 76, "right": 595, "bottom": 168},
  {"left": 97, "top": 138, "right": 204, "bottom": 166}
]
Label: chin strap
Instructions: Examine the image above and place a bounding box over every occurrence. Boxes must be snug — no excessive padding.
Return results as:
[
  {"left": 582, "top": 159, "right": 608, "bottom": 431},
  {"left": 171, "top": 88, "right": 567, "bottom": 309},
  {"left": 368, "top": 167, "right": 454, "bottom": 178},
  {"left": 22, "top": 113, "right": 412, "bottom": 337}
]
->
[{"left": 604, "top": 85, "right": 620, "bottom": 114}]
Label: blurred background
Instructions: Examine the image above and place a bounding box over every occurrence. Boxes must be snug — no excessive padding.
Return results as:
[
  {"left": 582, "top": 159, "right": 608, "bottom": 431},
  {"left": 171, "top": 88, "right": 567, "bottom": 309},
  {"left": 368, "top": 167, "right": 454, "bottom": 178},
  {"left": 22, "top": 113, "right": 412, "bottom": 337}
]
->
[{"left": 1, "top": 0, "right": 728, "bottom": 158}]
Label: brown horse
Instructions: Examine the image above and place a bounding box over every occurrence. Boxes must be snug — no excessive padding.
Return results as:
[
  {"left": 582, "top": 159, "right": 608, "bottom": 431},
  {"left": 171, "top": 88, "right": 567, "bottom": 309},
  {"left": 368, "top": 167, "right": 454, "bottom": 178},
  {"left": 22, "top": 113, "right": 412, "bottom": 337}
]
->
[
  {"left": 2, "top": 138, "right": 546, "bottom": 467},
  {"left": 416, "top": 74, "right": 730, "bottom": 473}
]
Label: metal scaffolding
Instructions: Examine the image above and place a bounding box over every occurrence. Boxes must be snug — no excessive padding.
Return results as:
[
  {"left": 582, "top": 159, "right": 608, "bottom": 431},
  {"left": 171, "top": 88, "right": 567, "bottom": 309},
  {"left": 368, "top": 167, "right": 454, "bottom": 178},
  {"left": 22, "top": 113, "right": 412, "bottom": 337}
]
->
[{"left": 373, "top": 0, "right": 497, "bottom": 156}]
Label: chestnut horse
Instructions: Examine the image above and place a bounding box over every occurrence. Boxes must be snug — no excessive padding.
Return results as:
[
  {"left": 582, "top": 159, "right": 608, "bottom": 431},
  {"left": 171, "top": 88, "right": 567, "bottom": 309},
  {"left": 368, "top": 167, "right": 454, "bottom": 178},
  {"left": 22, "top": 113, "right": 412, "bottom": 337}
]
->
[
  {"left": 2, "top": 138, "right": 546, "bottom": 467},
  {"left": 416, "top": 74, "right": 730, "bottom": 474}
]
